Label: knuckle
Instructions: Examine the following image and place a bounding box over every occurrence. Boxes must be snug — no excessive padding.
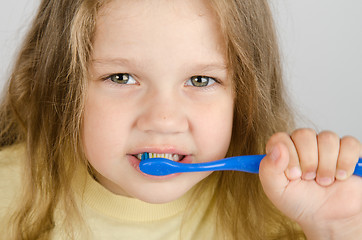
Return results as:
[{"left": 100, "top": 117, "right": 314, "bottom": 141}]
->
[
  {"left": 266, "top": 132, "right": 290, "bottom": 151},
  {"left": 341, "top": 136, "right": 360, "bottom": 149},
  {"left": 317, "top": 131, "right": 339, "bottom": 143},
  {"left": 269, "top": 132, "right": 290, "bottom": 143},
  {"left": 291, "top": 128, "right": 316, "bottom": 140}
]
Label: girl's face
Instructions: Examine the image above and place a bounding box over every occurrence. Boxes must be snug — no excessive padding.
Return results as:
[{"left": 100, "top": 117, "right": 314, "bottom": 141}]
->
[{"left": 83, "top": 0, "right": 234, "bottom": 203}]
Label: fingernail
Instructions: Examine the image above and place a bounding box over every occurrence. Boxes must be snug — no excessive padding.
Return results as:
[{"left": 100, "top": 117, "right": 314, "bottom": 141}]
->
[
  {"left": 268, "top": 147, "right": 280, "bottom": 162},
  {"left": 317, "top": 177, "right": 334, "bottom": 186},
  {"left": 286, "top": 167, "right": 302, "bottom": 179},
  {"left": 336, "top": 170, "right": 347, "bottom": 180},
  {"left": 303, "top": 172, "right": 316, "bottom": 180}
]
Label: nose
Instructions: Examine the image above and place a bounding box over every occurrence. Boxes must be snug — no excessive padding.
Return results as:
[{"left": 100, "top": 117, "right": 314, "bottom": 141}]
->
[{"left": 136, "top": 90, "right": 189, "bottom": 134}]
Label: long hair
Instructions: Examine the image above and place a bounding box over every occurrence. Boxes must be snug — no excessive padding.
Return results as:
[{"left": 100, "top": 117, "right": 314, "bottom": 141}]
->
[
  {"left": 0, "top": 0, "right": 304, "bottom": 239},
  {"left": 0, "top": 0, "right": 103, "bottom": 238},
  {"left": 187, "top": 0, "right": 304, "bottom": 239}
]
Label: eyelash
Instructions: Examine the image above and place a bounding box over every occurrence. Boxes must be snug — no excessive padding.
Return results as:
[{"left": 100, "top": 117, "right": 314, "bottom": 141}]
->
[
  {"left": 102, "top": 73, "right": 220, "bottom": 88},
  {"left": 103, "top": 73, "right": 137, "bottom": 85},
  {"left": 185, "top": 76, "right": 219, "bottom": 88}
]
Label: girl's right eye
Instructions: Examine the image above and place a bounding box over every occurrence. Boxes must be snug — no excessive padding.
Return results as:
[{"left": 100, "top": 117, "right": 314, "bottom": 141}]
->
[{"left": 106, "top": 73, "right": 137, "bottom": 85}]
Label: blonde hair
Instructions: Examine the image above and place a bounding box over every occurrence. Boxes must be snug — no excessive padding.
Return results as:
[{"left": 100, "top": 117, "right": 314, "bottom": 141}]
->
[
  {"left": 187, "top": 0, "right": 304, "bottom": 239},
  {"left": 1, "top": 0, "right": 103, "bottom": 238},
  {"left": 0, "top": 0, "right": 304, "bottom": 239}
]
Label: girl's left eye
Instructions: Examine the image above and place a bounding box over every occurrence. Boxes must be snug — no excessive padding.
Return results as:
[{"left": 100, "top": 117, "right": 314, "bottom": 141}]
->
[
  {"left": 185, "top": 76, "right": 216, "bottom": 87},
  {"left": 107, "top": 73, "right": 137, "bottom": 85}
]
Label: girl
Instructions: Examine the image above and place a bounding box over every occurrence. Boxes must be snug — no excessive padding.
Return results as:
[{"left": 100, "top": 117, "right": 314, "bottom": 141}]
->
[{"left": 0, "top": 0, "right": 361, "bottom": 239}]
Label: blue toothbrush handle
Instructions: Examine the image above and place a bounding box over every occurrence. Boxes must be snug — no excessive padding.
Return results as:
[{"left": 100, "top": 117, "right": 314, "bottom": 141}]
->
[
  {"left": 215, "top": 156, "right": 362, "bottom": 176},
  {"left": 202, "top": 156, "right": 362, "bottom": 176},
  {"left": 354, "top": 158, "right": 362, "bottom": 176},
  {"left": 189, "top": 155, "right": 266, "bottom": 173},
  {"left": 139, "top": 155, "right": 264, "bottom": 176},
  {"left": 140, "top": 155, "right": 362, "bottom": 177}
]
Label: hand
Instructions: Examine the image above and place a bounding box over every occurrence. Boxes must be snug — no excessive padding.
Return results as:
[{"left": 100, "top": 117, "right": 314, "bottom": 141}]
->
[{"left": 259, "top": 129, "right": 362, "bottom": 240}]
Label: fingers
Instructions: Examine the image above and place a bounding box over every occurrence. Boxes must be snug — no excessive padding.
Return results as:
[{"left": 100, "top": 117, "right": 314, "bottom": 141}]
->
[
  {"left": 316, "top": 131, "right": 340, "bottom": 185},
  {"left": 262, "top": 129, "right": 361, "bottom": 187},
  {"left": 291, "top": 129, "right": 318, "bottom": 180},
  {"left": 336, "top": 136, "right": 360, "bottom": 180},
  {"left": 259, "top": 142, "right": 290, "bottom": 199},
  {"left": 266, "top": 132, "right": 301, "bottom": 180}
]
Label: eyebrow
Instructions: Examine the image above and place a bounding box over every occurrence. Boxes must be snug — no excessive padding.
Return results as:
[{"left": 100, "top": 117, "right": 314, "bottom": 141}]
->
[
  {"left": 91, "top": 58, "right": 134, "bottom": 67},
  {"left": 190, "top": 63, "right": 228, "bottom": 73},
  {"left": 91, "top": 57, "right": 228, "bottom": 73}
]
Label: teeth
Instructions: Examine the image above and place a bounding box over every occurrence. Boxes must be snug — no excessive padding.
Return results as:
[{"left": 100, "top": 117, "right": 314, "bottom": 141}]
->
[
  {"left": 137, "top": 152, "right": 182, "bottom": 161},
  {"left": 173, "top": 154, "right": 180, "bottom": 161}
]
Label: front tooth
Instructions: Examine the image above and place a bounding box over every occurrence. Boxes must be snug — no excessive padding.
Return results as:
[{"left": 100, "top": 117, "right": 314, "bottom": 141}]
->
[
  {"left": 144, "top": 152, "right": 181, "bottom": 161},
  {"left": 173, "top": 154, "right": 179, "bottom": 161}
]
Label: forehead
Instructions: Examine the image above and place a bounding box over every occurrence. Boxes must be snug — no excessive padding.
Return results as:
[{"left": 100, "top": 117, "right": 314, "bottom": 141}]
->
[
  {"left": 92, "top": 0, "right": 226, "bottom": 62},
  {"left": 97, "top": 0, "right": 215, "bottom": 24}
]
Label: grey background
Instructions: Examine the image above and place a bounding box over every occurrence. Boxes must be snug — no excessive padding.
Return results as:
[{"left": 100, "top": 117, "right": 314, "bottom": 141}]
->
[{"left": 1, "top": 0, "right": 361, "bottom": 140}]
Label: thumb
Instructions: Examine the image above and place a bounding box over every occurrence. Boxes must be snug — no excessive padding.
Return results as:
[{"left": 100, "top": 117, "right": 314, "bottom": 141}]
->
[{"left": 259, "top": 143, "right": 290, "bottom": 200}]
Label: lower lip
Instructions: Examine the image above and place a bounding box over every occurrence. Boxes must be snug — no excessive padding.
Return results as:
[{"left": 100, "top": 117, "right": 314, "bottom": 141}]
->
[{"left": 128, "top": 155, "right": 192, "bottom": 179}]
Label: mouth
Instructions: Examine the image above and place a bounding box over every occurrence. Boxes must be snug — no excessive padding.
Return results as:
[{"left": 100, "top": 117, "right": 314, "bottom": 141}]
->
[
  {"left": 134, "top": 152, "right": 186, "bottom": 162},
  {"left": 128, "top": 151, "right": 192, "bottom": 178}
]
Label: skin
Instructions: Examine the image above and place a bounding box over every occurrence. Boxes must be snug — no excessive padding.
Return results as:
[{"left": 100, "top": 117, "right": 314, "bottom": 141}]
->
[
  {"left": 259, "top": 130, "right": 362, "bottom": 239},
  {"left": 83, "top": 0, "right": 234, "bottom": 203},
  {"left": 82, "top": 0, "right": 362, "bottom": 238}
]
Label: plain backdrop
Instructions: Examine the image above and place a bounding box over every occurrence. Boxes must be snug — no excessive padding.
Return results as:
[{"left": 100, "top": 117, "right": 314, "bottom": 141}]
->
[{"left": 0, "top": 0, "right": 361, "bottom": 140}]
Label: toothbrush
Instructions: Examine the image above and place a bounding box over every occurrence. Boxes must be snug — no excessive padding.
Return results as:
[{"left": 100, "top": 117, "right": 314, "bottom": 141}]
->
[{"left": 139, "top": 153, "right": 362, "bottom": 177}]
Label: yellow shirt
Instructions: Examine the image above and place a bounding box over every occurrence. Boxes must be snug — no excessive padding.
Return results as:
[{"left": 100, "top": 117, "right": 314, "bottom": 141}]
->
[{"left": 0, "top": 144, "right": 216, "bottom": 239}]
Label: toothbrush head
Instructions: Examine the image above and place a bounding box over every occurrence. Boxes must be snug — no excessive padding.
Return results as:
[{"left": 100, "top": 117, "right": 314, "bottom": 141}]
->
[
  {"left": 141, "top": 152, "right": 149, "bottom": 161},
  {"left": 139, "top": 158, "right": 180, "bottom": 176}
]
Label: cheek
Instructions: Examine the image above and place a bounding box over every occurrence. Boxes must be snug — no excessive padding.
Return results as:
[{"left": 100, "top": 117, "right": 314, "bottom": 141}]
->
[
  {"left": 81, "top": 91, "right": 133, "bottom": 162},
  {"left": 192, "top": 96, "right": 234, "bottom": 161}
]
